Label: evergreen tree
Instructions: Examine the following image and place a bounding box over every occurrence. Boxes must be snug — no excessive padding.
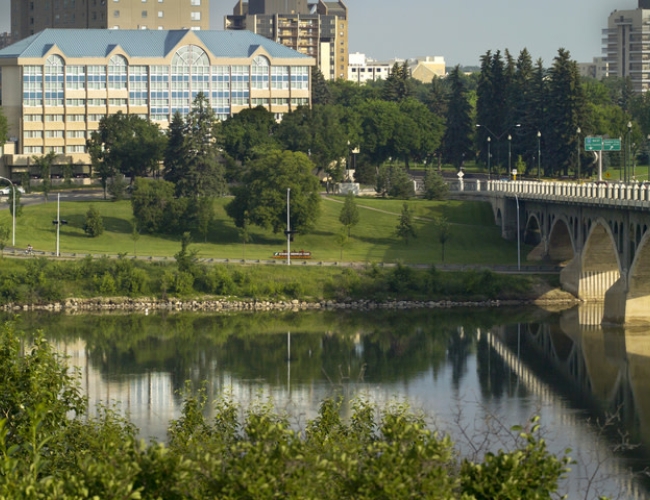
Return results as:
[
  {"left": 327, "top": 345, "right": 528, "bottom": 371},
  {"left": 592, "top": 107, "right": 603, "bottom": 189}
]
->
[
  {"left": 395, "top": 202, "right": 417, "bottom": 245},
  {"left": 546, "top": 49, "right": 587, "bottom": 176},
  {"left": 442, "top": 66, "right": 473, "bottom": 169},
  {"left": 175, "top": 93, "right": 226, "bottom": 198},
  {"left": 163, "top": 111, "right": 186, "bottom": 187},
  {"left": 311, "top": 67, "right": 331, "bottom": 105},
  {"left": 423, "top": 170, "right": 449, "bottom": 200},
  {"left": 382, "top": 62, "right": 412, "bottom": 102},
  {"left": 512, "top": 49, "right": 538, "bottom": 174}
]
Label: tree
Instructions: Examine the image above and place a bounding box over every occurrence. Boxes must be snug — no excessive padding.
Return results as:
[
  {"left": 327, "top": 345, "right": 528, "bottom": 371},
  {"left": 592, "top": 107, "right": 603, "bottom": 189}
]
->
[
  {"left": 221, "top": 106, "right": 278, "bottom": 164},
  {"left": 376, "top": 165, "right": 415, "bottom": 198},
  {"left": 442, "top": 66, "right": 473, "bottom": 169},
  {"left": 0, "top": 225, "right": 9, "bottom": 256},
  {"left": 423, "top": 170, "right": 449, "bottom": 200},
  {"left": 130, "top": 177, "right": 176, "bottom": 233},
  {"left": 6, "top": 187, "right": 23, "bottom": 218},
  {"left": 436, "top": 216, "right": 451, "bottom": 262},
  {"left": 339, "top": 191, "right": 360, "bottom": 237},
  {"left": 395, "top": 202, "right": 417, "bottom": 245},
  {"left": 172, "top": 93, "right": 226, "bottom": 199},
  {"left": 162, "top": 111, "right": 186, "bottom": 187},
  {"left": 546, "top": 49, "right": 587, "bottom": 176},
  {"left": 382, "top": 61, "right": 413, "bottom": 102},
  {"left": 311, "top": 66, "right": 331, "bottom": 105},
  {"left": 130, "top": 217, "right": 140, "bottom": 256},
  {"left": 32, "top": 151, "right": 58, "bottom": 201},
  {"left": 83, "top": 205, "right": 104, "bottom": 237},
  {"left": 226, "top": 150, "right": 321, "bottom": 235},
  {"left": 0, "top": 107, "right": 9, "bottom": 148},
  {"left": 86, "top": 112, "right": 166, "bottom": 183}
]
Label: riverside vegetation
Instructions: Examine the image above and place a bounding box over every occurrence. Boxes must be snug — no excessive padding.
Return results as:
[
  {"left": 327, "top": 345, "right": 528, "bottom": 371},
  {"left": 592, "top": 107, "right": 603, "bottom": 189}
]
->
[{"left": 0, "top": 321, "right": 573, "bottom": 499}]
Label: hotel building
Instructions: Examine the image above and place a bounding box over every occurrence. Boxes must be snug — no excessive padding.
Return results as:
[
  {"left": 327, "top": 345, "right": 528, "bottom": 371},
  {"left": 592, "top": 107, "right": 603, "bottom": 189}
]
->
[{"left": 0, "top": 28, "right": 314, "bottom": 179}]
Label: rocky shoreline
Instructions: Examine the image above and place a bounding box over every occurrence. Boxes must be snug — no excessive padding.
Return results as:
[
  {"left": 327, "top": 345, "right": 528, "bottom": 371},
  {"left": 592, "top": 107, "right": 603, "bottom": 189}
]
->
[{"left": 1, "top": 293, "right": 580, "bottom": 313}]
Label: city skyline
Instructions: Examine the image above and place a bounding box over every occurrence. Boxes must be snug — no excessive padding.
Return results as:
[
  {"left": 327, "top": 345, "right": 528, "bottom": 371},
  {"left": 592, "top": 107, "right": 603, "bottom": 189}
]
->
[{"left": 0, "top": 0, "right": 638, "bottom": 67}]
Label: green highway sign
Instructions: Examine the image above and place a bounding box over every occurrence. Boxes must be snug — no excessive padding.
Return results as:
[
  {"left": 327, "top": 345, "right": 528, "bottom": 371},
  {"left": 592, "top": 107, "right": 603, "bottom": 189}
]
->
[
  {"left": 585, "top": 136, "right": 603, "bottom": 151},
  {"left": 603, "top": 138, "right": 621, "bottom": 151}
]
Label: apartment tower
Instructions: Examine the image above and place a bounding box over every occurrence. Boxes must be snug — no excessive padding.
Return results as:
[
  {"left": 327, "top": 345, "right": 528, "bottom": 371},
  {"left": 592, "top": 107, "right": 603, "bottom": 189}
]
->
[
  {"left": 603, "top": 0, "right": 650, "bottom": 92},
  {"left": 10, "top": 0, "right": 210, "bottom": 42},
  {"left": 225, "top": 0, "right": 348, "bottom": 80}
]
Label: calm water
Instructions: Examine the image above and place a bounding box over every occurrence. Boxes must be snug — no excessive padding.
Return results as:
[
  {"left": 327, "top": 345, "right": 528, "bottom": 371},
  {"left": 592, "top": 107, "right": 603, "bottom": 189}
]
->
[{"left": 3, "top": 305, "right": 650, "bottom": 499}]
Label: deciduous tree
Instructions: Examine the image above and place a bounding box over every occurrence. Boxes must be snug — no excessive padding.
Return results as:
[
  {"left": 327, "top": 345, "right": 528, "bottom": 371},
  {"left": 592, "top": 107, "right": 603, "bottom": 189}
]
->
[{"left": 339, "top": 191, "right": 360, "bottom": 237}]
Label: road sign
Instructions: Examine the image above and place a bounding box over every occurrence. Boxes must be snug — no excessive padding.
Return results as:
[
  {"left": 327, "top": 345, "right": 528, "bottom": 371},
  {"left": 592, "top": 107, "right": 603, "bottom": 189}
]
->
[
  {"left": 603, "top": 138, "right": 621, "bottom": 151},
  {"left": 585, "top": 136, "right": 603, "bottom": 151}
]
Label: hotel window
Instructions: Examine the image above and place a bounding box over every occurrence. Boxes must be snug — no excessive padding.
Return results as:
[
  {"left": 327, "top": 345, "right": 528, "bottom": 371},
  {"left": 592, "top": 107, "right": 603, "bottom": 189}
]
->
[
  {"left": 290, "top": 66, "right": 309, "bottom": 90},
  {"left": 87, "top": 65, "right": 107, "bottom": 90},
  {"left": 142, "top": 10, "right": 147, "bottom": 17},
  {"left": 66, "top": 114, "right": 85, "bottom": 122},
  {"left": 172, "top": 45, "right": 209, "bottom": 113},
  {"left": 65, "top": 98, "right": 86, "bottom": 106},
  {"left": 24, "top": 130, "right": 43, "bottom": 138},
  {"left": 158, "top": 10, "right": 163, "bottom": 17},
  {"left": 129, "top": 66, "right": 149, "bottom": 105},
  {"left": 24, "top": 114, "right": 43, "bottom": 122},
  {"left": 88, "top": 99, "right": 107, "bottom": 106},
  {"left": 45, "top": 114, "right": 64, "bottom": 122},
  {"left": 230, "top": 65, "right": 249, "bottom": 106},
  {"left": 45, "top": 130, "right": 64, "bottom": 138},
  {"left": 190, "top": 12, "right": 201, "bottom": 21},
  {"left": 87, "top": 114, "right": 105, "bottom": 121},
  {"left": 108, "top": 55, "right": 127, "bottom": 89},
  {"left": 66, "top": 65, "right": 85, "bottom": 90},
  {"left": 108, "top": 98, "right": 128, "bottom": 106},
  {"left": 114, "top": 10, "right": 119, "bottom": 17},
  {"left": 23, "top": 66, "right": 43, "bottom": 106},
  {"left": 46, "top": 146, "right": 65, "bottom": 153},
  {"left": 271, "top": 66, "right": 289, "bottom": 90},
  {"left": 66, "top": 130, "right": 86, "bottom": 138},
  {"left": 191, "top": 0, "right": 200, "bottom": 5},
  {"left": 24, "top": 146, "right": 43, "bottom": 154},
  {"left": 66, "top": 145, "right": 86, "bottom": 153},
  {"left": 45, "top": 55, "right": 64, "bottom": 106}
]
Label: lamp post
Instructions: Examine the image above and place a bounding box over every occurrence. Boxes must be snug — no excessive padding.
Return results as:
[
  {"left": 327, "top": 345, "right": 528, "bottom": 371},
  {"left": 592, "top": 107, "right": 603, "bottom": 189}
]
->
[
  {"left": 476, "top": 123, "right": 521, "bottom": 177},
  {"left": 0, "top": 176, "right": 16, "bottom": 247},
  {"left": 536, "top": 131, "right": 542, "bottom": 179},
  {"left": 576, "top": 127, "right": 581, "bottom": 181},
  {"left": 508, "top": 134, "right": 512, "bottom": 175},
  {"left": 286, "top": 188, "right": 291, "bottom": 266},
  {"left": 515, "top": 194, "right": 521, "bottom": 271},
  {"left": 647, "top": 134, "right": 650, "bottom": 183},
  {"left": 626, "top": 121, "right": 632, "bottom": 183},
  {"left": 487, "top": 136, "right": 491, "bottom": 180}
]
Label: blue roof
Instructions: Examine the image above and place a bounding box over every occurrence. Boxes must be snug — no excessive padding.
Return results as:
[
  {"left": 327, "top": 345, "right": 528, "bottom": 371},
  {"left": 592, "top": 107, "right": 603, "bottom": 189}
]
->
[{"left": 0, "top": 29, "right": 311, "bottom": 61}]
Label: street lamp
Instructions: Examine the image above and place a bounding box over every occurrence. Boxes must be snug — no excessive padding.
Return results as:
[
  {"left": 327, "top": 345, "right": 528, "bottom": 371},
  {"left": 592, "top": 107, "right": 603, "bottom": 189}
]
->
[
  {"left": 487, "top": 136, "right": 491, "bottom": 180},
  {"left": 537, "top": 131, "right": 542, "bottom": 181},
  {"left": 626, "top": 121, "right": 632, "bottom": 183},
  {"left": 0, "top": 176, "right": 16, "bottom": 247},
  {"left": 476, "top": 123, "right": 521, "bottom": 175},
  {"left": 576, "top": 127, "right": 581, "bottom": 181},
  {"left": 508, "top": 134, "right": 512, "bottom": 175}
]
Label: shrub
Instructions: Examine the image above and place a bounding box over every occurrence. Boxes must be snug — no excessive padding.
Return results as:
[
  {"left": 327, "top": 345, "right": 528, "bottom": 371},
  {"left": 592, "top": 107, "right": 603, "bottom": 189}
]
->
[{"left": 83, "top": 205, "right": 104, "bottom": 237}]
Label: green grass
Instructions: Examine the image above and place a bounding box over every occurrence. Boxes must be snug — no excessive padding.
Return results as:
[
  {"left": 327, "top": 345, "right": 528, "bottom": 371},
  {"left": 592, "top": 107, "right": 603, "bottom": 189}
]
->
[{"left": 0, "top": 195, "right": 532, "bottom": 266}]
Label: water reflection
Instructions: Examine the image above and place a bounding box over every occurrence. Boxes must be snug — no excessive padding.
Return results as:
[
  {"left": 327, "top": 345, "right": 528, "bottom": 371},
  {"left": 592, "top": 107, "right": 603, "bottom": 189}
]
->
[{"left": 3, "top": 306, "right": 650, "bottom": 499}]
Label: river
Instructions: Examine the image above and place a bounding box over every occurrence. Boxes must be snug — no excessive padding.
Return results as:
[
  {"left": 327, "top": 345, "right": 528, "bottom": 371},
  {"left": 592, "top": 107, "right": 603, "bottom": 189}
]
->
[{"left": 3, "top": 305, "right": 649, "bottom": 499}]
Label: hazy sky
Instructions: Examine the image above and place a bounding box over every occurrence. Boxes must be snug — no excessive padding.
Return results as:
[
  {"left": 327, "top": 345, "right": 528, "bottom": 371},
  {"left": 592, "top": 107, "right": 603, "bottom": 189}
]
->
[{"left": 0, "top": 0, "right": 637, "bottom": 66}]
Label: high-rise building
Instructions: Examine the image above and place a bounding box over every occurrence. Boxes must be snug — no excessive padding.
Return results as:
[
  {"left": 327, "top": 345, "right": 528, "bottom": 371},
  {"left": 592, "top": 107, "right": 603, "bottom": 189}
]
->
[
  {"left": 603, "top": 0, "right": 650, "bottom": 93},
  {"left": 10, "top": 0, "right": 210, "bottom": 42},
  {"left": 225, "top": 0, "right": 348, "bottom": 80}
]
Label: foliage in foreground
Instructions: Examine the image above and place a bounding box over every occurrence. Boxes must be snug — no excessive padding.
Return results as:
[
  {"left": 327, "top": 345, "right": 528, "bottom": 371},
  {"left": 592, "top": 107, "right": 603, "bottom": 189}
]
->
[
  {"left": 0, "top": 255, "right": 533, "bottom": 305},
  {"left": 0, "top": 322, "right": 572, "bottom": 499}
]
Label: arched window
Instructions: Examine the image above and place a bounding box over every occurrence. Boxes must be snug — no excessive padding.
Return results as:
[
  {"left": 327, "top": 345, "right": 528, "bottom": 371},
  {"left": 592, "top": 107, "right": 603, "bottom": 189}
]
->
[
  {"left": 252, "top": 55, "right": 269, "bottom": 90},
  {"left": 171, "top": 45, "right": 210, "bottom": 115},
  {"left": 108, "top": 55, "right": 128, "bottom": 89},
  {"left": 44, "top": 55, "right": 64, "bottom": 106}
]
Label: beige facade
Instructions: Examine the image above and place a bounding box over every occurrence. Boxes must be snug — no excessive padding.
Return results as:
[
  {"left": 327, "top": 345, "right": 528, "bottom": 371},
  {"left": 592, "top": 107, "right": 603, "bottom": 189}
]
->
[
  {"left": 10, "top": 0, "right": 210, "bottom": 42},
  {"left": 408, "top": 56, "right": 446, "bottom": 84},
  {"left": 603, "top": 4, "right": 650, "bottom": 93},
  {"left": 225, "top": 0, "right": 348, "bottom": 80},
  {"left": 0, "top": 29, "right": 314, "bottom": 179}
]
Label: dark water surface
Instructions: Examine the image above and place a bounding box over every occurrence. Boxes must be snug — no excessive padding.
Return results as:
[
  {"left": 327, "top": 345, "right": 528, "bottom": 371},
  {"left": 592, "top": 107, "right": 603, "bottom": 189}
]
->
[{"left": 3, "top": 305, "right": 650, "bottom": 499}]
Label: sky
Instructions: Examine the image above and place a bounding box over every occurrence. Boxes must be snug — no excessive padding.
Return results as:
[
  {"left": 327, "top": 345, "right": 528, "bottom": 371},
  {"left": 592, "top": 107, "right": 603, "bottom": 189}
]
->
[{"left": 0, "top": 0, "right": 637, "bottom": 67}]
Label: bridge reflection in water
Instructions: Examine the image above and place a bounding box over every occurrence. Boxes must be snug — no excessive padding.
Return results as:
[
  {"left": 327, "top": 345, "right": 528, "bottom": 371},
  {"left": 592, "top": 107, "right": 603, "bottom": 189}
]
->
[{"left": 488, "top": 304, "right": 650, "bottom": 499}]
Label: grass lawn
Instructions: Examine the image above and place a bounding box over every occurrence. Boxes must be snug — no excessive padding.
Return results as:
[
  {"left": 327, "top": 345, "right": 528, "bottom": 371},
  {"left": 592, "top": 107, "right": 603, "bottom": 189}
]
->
[{"left": 0, "top": 195, "right": 533, "bottom": 266}]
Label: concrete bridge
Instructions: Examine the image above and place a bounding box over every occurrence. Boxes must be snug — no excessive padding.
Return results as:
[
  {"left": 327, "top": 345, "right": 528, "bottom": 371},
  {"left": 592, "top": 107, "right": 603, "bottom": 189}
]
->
[{"left": 450, "top": 179, "right": 650, "bottom": 326}]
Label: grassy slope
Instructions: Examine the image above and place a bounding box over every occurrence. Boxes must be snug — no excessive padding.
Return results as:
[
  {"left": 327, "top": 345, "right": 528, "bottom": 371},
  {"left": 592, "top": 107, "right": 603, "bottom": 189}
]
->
[{"left": 0, "top": 195, "right": 533, "bottom": 266}]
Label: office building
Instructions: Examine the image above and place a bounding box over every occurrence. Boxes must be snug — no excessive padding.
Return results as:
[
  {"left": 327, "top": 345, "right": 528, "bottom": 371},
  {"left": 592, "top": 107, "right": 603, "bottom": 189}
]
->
[
  {"left": 0, "top": 29, "right": 314, "bottom": 178},
  {"left": 577, "top": 57, "right": 609, "bottom": 81},
  {"left": 10, "top": 0, "right": 210, "bottom": 42},
  {"left": 225, "top": 0, "right": 348, "bottom": 80},
  {"left": 603, "top": 0, "right": 650, "bottom": 92}
]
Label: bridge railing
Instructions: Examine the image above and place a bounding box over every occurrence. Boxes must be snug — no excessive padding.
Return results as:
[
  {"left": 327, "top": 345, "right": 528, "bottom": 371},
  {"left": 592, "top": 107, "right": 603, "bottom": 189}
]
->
[{"left": 448, "top": 179, "right": 650, "bottom": 205}]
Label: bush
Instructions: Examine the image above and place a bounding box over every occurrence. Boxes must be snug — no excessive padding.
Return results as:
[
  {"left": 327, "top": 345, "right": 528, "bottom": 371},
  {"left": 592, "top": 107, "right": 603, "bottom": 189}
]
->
[{"left": 83, "top": 205, "right": 104, "bottom": 237}]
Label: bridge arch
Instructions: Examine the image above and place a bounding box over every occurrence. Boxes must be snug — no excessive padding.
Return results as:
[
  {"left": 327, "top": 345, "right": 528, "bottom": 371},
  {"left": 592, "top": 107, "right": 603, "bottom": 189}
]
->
[
  {"left": 547, "top": 216, "right": 575, "bottom": 262},
  {"left": 523, "top": 212, "right": 542, "bottom": 246},
  {"left": 623, "top": 229, "right": 650, "bottom": 322},
  {"left": 580, "top": 219, "right": 622, "bottom": 302}
]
